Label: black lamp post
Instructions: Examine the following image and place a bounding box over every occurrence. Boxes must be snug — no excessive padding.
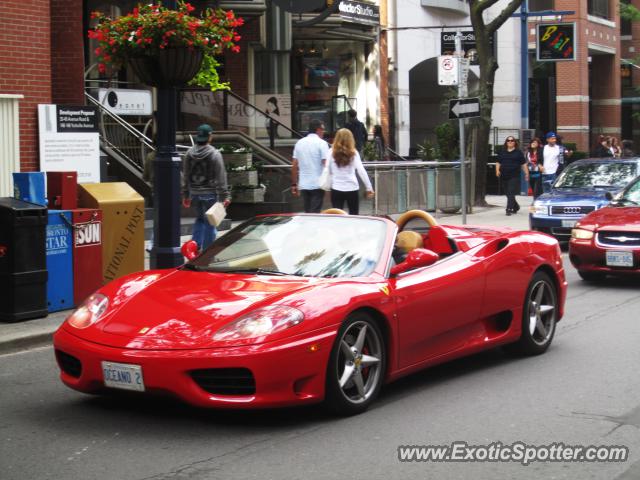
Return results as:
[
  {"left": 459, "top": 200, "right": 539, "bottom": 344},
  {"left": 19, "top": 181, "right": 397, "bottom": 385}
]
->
[{"left": 150, "top": 0, "right": 183, "bottom": 269}]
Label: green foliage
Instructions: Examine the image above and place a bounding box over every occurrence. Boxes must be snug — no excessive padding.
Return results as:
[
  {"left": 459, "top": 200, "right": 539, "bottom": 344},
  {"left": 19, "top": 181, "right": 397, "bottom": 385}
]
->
[
  {"left": 189, "top": 55, "right": 229, "bottom": 91},
  {"left": 434, "top": 122, "right": 460, "bottom": 160},
  {"left": 362, "top": 141, "right": 377, "bottom": 162}
]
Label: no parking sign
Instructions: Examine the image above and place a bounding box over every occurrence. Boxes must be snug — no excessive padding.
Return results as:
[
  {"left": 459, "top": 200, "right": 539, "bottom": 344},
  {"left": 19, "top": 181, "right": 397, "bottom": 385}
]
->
[{"left": 438, "top": 55, "right": 459, "bottom": 86}]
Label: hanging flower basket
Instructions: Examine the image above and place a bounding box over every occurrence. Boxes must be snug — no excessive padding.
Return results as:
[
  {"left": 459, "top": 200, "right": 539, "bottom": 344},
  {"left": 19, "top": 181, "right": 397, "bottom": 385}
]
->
[
  {"left": 128, "top": 47, "right": 204, "bottom": 87},
  {"left": 89, "top": 2, "right": 243, "bottom": 87}
]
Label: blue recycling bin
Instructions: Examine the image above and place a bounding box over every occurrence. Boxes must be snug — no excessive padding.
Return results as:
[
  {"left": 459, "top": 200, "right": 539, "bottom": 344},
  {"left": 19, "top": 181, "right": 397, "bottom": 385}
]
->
[
  {"left": 13, "top": 172, "right": 46, "bottom": 206},
  {"left": 46, "top": 210, "right": 74, "bottom": 312}
]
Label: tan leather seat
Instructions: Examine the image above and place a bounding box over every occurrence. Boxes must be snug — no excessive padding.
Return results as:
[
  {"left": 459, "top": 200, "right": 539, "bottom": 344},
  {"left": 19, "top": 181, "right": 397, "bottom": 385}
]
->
[{"left": 395, "top": 231, "right": 424, "bottom": 254}]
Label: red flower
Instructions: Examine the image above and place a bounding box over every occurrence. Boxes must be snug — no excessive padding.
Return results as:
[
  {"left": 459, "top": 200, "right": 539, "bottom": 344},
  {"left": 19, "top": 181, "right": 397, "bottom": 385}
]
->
[
  {"left": 233, "top": 35, "right": 241, "bottom": 42},
  {"left": 226, "top": 10, "right": 235, "bottom": 20},
  {"left": 231, "top": 45, "right": 240, "bottom": 53},
  {"left": 98, "top": 63, "right": 106, "bottom": 74},
  {"left": 185, "top": 3, "right": 195, "bottom": 13}
]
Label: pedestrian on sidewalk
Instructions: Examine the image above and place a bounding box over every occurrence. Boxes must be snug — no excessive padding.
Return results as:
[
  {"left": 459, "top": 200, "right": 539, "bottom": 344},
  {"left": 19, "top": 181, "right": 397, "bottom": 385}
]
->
[
  {"left": 496, "top": 136, "right": 528, "bottom": 216},
  {"left": 610, "top": 136, "right": 622, "bottom": 158},
  {"left": 345, "top": 109, "right": 368, "bottom": 155},
  {"left": 182, "top": 124, "right": 231, "bottom": 251},
  {"left": 591, "top": 135, "right": 614, "bottom": 158},
  {"left": 526, "top": 137, "right": 544, "bottom": 199},
  {"left": 291, "top": 119, "right": 330, "bottom": 213},
  {"left": 372, "top": 125, "right": 388, "bottom": 161},
  {"left": 542, "top": 132, "right": 562, "bottom": 193},
  {"left": 328, "top": 128, "right": 374, "bottom": 215}
]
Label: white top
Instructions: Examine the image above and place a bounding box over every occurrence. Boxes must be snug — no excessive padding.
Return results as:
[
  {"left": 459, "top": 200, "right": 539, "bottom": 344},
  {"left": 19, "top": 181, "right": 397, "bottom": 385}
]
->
[
  {"left": 328, "top": 150, "right": 373, "bottom": 192},
  {"left": 292, "top": 133, "right": 329, "bottom": 190},
  {"left": 543, "top": 144, "right": 561, "bottom": 175}
]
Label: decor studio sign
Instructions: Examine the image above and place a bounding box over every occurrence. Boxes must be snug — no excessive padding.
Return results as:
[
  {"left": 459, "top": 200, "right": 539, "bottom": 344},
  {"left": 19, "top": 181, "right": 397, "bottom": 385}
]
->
[{"left": 339, "top": 1, "right": 380, "bottom": 26}]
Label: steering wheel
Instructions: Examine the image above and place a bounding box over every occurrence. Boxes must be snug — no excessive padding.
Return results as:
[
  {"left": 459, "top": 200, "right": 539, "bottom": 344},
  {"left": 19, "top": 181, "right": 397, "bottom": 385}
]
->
[
  {"left": 321, "top": 208, "right": 348, "bottom": 215},
  {"left": 396, "top": 209, "right": 438, "bottom": 231}
]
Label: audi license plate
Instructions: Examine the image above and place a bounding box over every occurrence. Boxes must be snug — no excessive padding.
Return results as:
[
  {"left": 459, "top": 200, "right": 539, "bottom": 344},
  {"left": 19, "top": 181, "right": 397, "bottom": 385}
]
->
[
  {"left": 606, "top": 251, "right": 634, "bottom": 267},
  {"left": 561, "top": 220, "right": 577, "bottom": 228},
  {"left": 102, "top": 361, "right": 145, "bottom": 392}
]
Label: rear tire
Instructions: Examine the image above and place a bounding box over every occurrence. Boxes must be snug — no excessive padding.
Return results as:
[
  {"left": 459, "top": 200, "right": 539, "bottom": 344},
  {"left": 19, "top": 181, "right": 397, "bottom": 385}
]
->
[
  {"left": 505, "top": 271, "right": 558, "bottom": 356},
  {"left": 577, "top": 270, "right": 606, "bottom": 282},
  {"left": 324, "top": 313, "right": 386, "bottom": 416}
]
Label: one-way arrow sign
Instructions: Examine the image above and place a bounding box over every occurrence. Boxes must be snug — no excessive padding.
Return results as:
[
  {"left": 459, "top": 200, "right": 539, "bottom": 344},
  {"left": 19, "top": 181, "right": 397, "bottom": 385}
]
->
[{"left": 448, "top": 97, "right": 480, "bottom": 119}]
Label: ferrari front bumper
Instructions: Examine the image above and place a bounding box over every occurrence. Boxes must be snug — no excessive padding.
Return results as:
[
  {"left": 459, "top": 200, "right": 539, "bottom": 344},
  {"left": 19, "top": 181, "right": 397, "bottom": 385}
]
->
[{"left": 53, "top": 325, "right": 338, "bottom": 408}]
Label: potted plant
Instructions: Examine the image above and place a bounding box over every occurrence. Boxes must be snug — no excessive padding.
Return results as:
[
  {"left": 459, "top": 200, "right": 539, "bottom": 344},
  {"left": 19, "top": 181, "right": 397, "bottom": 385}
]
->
[
  {"left": 89, "top": 2, "right": 243, "bottom": 87},
  {"left": 227, "top": 164, "right": 259, "bottom": 187},
  {"left": 218, "top": 145, "right": 253, "bottom": 168},
  {"left": 232, "top": 184, "right": 266, "bottom": 203}
]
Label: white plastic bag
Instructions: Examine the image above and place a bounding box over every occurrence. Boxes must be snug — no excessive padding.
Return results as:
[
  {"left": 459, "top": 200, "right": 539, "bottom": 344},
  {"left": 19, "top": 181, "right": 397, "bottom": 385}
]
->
[
  {"left": 205, "top": 202, "right": 226, "bottom": 226},
  {"left": 319, "top": 164, "right": 332, "bottom": 191}
]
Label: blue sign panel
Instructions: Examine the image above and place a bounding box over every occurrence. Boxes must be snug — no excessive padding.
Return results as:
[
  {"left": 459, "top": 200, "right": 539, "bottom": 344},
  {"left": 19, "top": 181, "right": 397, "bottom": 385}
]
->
[
  {"left": 46, "top": 210, "right": 74, "bottom": 312},
  {"left": 13, "top": 172, "right": 47, "bottom": 206}
]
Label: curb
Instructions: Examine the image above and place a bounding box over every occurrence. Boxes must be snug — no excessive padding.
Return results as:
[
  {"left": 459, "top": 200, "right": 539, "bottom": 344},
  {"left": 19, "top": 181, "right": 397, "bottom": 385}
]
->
[{"left": 0, "top": 328, "right": 57, "bottom": 355}]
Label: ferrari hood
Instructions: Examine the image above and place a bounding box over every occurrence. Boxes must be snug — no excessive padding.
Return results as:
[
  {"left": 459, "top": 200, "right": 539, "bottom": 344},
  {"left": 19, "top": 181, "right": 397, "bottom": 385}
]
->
[
  {"left": 70, "top": 270, "right": 322, "bottom": 349},
  {"left": 577, "top": 206, "right": 640, "bottom": 231}
]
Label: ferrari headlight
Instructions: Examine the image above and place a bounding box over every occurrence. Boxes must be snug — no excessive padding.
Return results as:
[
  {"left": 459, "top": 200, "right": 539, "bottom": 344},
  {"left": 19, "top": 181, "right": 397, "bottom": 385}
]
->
[
  {"left": 530, "top": 203, "right": 549, "bottom": 215},
  {"left": 67, "top": 294, "right": 109, "bottom": 329},
  {"left": 213, "top": 306, "right": 304, "bottom": 341},
  {"left": 571, "top": 228, "right": 594, "bottom": 240}
]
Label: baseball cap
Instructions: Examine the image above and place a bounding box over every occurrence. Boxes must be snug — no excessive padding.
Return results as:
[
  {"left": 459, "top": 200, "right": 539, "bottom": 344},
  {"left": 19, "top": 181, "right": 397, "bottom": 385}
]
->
[
  {"left": 196, "top": 124, "right": 213, "bottom": 142},
  {"left": 545, "top": 131, "right": 557, "bottom": 139}
]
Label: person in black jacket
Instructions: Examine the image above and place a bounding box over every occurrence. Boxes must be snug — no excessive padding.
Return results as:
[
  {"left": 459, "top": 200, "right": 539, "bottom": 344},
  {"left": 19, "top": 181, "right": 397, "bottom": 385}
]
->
[
  {"left": 345, "top": 109, "right": 367, "bottom": 154},
  {"left": 496, "top": 136, "right": 529, "bottom": 215}
]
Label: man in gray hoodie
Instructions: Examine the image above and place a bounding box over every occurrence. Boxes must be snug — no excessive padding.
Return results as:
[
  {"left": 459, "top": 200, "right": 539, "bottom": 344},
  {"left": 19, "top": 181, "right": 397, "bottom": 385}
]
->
[{"left": 182, "top": 124, "right": 231, "bottom": 250}]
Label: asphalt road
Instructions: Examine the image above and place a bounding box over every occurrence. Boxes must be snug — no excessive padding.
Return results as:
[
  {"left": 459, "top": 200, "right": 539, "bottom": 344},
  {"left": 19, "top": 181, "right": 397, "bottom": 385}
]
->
[{"left": 1, "top": 260, "right": 640, "bottom": 480}]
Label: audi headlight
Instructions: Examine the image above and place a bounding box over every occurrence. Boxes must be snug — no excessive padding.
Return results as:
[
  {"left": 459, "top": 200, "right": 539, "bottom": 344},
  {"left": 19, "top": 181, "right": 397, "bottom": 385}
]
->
[
  {"left": 213, "top": 306, "right": 304, "bottom": 342},
  {"left": 571, "top": 228, "right": 594, "bottom": 240},
  {"left": 530, "top": 203, "right": 549, "bottom": 215},
  {"left": 67, "top": 294, "right": 109, "bottom": 329}
]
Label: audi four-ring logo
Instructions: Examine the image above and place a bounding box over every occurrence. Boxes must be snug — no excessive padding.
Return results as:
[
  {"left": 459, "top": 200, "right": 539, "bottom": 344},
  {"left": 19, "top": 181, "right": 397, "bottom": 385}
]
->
[{"left": 563, "top": 207, "right": 581, "bottom": 214}]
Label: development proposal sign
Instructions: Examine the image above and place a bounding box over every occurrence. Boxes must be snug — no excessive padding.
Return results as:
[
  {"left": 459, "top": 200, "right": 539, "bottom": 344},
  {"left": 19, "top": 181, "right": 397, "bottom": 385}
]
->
[{"left": 38, "top": 105, "right": 100, "bottom": 183}]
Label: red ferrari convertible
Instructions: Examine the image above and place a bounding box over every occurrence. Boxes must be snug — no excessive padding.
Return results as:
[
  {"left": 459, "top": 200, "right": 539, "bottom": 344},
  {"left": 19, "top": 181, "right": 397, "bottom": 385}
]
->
[
  {"left": 54, "top": 210, "right": 567, "bottom": 415},
  {"left": 569, "top": 175, "right": 640, "bottom": 281}
]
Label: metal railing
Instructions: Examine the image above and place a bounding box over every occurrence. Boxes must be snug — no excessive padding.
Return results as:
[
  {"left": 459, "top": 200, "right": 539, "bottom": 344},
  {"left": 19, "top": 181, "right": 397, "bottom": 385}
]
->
[{"left": 260, "top": 160, "right": 472, "bottom": 216}]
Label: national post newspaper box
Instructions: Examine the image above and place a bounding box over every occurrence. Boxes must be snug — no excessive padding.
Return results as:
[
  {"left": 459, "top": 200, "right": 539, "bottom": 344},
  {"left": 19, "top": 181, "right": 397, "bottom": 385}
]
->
[
  {"left": 0, "top": 198, "right": 48, "bottom": 321},
  {"left": 78, "top": 183, "right": 144, "bottom": 284},
  {"left": 46, "top": 210, "right": 74, "bottom": 312},
  {"left": 72, "top": 209, "right": 103, "bottom": 305}
]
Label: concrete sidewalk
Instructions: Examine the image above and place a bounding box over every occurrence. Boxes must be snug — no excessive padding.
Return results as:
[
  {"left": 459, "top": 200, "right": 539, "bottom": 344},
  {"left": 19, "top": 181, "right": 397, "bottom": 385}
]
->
[{"left": 0, "top": 194, "right": 532, "bottom": 355}]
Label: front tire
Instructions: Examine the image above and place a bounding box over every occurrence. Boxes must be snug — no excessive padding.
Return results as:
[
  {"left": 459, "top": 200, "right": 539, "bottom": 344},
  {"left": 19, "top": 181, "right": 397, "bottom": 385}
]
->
[
  {"left": 506, "top": 271, "right": 558, "bottom": 356},
  {"left": 324, "top": 313, "right": 386, "bottom": 416}
]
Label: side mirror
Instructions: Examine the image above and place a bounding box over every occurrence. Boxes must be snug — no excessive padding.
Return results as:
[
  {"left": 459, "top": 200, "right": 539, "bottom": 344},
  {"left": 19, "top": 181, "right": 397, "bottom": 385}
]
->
[
  {"left": 390, "top": 248, "right": 439, "bottom": 276},
  {"left": 181, "top": 240, "right": 199, "bottom": 261},
  {"left": 605, "top": 191, "right": 613, "bottom": 201}
]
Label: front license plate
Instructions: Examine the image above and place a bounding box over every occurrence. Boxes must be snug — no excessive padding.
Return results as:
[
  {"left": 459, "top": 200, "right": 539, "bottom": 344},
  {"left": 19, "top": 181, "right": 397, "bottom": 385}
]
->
[
  {"left": 561, "top": 220, "right": 577, "bottom": 228},
  {"left": 102, "top": 361, "right": 145, "bottom": 392},
  {"left": 606, "top": 250, "right": 634, "bottom": 267}
]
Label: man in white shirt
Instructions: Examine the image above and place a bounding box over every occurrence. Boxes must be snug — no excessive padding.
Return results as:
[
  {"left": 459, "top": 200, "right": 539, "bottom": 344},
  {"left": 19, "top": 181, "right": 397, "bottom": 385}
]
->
[
  {"left": 292, "top": 119, "right": 329, "bottom": 212},
  {"left": 542, "top": 132, "right": 560, "bottom": 193}
]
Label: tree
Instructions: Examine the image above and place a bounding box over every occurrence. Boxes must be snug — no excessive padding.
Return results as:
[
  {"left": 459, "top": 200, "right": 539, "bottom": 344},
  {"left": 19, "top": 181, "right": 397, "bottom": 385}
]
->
[{"left": 469, "top": 0, "right": 524, "bottom": 206}]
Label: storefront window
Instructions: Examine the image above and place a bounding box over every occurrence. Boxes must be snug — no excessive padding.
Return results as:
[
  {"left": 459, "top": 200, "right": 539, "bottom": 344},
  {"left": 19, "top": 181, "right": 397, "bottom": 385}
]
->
[{"left": 292, "top": 41, "right": 363, "bottom": 134}]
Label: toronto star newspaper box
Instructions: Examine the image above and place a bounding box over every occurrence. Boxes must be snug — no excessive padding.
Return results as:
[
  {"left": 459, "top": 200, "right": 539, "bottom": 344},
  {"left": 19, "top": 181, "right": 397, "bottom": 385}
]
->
[
  {"left": 78, "top": 183, "right": 144, "bottom": 284},
  {"left": 46, "top": 210, "right": 74, "bottom": 312}
]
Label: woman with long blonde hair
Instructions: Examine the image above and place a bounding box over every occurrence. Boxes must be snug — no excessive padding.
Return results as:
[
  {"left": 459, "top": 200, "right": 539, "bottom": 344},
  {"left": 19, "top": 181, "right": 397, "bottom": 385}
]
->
[{"left": 328, "top": 128, "right": 374, "bottom": 214}]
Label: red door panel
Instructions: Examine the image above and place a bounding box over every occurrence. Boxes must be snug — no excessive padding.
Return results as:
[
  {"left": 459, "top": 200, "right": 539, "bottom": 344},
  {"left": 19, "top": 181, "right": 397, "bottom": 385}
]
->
[{"left": 391, "top": 253, "right": 486, "bottom": 368}]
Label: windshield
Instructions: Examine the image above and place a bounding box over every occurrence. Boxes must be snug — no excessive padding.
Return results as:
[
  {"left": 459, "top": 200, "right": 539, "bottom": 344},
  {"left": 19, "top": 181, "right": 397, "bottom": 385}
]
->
[
  {"left": 188, "top": 215, "right": 388, "bottom": 278},
  {"left": 554, "top": 162, "right": 638, "bottom": 189}
]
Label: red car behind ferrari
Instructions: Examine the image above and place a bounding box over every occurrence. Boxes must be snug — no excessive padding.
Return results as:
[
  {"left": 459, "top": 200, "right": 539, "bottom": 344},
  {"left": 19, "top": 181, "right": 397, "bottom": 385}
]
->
[
  {"left": 54, "top": 210, "right": 567, "bottom": 415},
  {"left": 570, "top": 175, "right": 640, "bottom": 281}
]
